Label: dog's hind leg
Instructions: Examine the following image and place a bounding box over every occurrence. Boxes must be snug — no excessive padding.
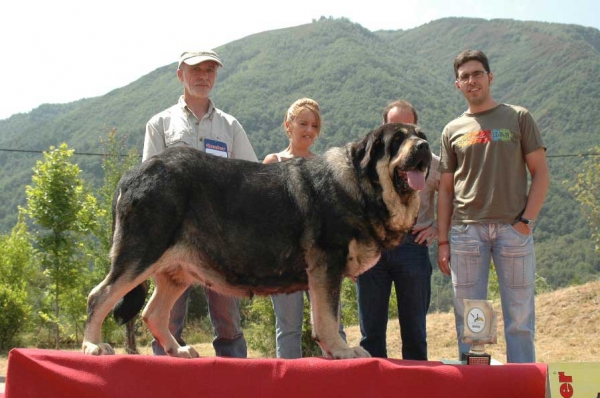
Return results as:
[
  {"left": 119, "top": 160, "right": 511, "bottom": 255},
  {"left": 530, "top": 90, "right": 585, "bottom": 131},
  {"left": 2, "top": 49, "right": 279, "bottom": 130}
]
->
[
  {"left": 307, "top": 265, "right": 371, "bottom": 359},
  {"left": 142, "top": 273, "right": 199, "bottom": 358},
  {"left": 83, "top": 270, "right": 151, "bottom": 355}
]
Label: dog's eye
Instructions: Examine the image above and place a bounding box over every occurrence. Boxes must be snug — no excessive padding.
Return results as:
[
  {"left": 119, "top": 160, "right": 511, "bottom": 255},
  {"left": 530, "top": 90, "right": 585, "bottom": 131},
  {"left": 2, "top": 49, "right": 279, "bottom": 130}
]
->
[
  {"left": 390, "top": 135, "right": 402, "bottom": 155},
  {"left": 417, "top": 131, "right": 429, "bottom": 142}
]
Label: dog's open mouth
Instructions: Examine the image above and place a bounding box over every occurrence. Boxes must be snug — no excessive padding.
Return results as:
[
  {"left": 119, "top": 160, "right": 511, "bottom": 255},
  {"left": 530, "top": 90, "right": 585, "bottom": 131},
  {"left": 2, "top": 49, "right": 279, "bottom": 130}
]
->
[
  {"left": 394, "top": 167, "right": 427, "bottom": 192},
  {"left": 392, "top": 138, "right": 432, "bottom": 193}
]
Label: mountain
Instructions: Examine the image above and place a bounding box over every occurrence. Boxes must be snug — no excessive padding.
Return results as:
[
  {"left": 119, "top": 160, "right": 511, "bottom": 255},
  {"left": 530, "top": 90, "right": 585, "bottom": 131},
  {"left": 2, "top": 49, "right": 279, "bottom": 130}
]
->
[{"left": 0, "top": 16, "right": 599, "bottom": 290}]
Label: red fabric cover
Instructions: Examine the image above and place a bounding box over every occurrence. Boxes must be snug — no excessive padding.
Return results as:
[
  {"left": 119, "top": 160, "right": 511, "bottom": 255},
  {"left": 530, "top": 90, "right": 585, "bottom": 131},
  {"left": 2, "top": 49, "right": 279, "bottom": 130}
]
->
[{"left": 6, "top": 348, "right": 547, "bottom": 398}]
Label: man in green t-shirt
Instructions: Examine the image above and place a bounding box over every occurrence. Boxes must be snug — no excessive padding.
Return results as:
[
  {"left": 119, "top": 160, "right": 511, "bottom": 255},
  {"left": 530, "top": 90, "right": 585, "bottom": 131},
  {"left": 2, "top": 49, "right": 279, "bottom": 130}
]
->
[{"left": 437, "top": 49, "right": 549, "bottom": 363}]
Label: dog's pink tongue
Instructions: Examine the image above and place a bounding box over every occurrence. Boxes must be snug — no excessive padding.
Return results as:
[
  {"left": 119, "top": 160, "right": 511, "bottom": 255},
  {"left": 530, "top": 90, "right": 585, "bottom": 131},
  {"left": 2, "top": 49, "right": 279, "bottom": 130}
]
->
[{"left": 407, "top": 170, "right": 426, "bottom": 191}]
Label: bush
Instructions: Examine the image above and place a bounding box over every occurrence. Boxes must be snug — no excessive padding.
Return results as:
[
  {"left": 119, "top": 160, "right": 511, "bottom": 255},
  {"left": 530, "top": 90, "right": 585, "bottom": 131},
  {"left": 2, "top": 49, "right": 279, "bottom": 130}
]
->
[
  {"left": 0, "top": 283, "right": 31, "bottom": 352},
  {"left": 244, "top": 296, "right": 276, "bottom": 357}
]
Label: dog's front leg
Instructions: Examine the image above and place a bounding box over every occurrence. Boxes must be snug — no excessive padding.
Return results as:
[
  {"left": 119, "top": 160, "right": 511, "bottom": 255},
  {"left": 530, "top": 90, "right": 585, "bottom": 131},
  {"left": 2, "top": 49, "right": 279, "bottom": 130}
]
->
[
  {"left": 142, "top": 275, "right": 199, "bottom": 358},
  {"left": 307, "top": 266, "right": 370, "bottom": 359}
]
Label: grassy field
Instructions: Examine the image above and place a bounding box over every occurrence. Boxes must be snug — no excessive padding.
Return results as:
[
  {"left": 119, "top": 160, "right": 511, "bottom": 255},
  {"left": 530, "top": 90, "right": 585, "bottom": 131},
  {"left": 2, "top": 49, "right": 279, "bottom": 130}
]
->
[{"left": 2, "top": 278, "right": 599, "bottom": 376}]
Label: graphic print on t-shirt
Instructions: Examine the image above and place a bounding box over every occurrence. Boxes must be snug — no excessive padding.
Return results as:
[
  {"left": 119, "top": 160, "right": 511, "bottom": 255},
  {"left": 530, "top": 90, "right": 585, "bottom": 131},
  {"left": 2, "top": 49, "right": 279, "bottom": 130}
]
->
[{"left": 456, "top": 129, "right": 515, "bottom": 148}]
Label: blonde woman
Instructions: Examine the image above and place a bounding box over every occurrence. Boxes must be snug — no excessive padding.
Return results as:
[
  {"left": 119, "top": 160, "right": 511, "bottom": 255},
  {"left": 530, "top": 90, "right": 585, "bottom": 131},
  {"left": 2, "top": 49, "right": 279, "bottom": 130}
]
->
[
  {"left": 265, "top": 98, "right": 345, "bottom": 358},
  {"left": 263, "top": 98, "right": 320, "bottom": 163}
]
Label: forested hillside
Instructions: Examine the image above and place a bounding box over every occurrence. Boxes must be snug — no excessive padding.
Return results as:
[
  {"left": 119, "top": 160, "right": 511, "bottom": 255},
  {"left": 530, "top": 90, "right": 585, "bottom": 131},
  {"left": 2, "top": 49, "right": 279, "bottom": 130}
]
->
[{"left": 0, "top": 16, "right": 598, "bottom": 293}]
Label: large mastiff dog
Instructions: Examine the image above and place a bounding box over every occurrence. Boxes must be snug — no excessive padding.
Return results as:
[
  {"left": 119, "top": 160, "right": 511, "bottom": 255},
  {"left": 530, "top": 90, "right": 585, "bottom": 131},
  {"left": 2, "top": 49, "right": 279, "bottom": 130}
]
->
[{"left": 83, "top": 123, "right": 431, "bottom": 359}]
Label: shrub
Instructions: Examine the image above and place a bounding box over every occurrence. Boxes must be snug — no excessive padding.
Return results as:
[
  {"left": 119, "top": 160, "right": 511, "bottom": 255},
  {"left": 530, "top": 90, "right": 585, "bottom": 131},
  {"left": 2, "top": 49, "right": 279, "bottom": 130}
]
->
[{"left": 0, "top": 283, "right": 31, "bottom": 352}]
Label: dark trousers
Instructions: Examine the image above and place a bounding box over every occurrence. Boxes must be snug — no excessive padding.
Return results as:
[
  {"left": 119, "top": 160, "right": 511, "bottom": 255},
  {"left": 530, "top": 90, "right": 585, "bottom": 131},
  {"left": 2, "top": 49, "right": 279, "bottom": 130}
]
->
[{"left": 356, "top": 233, "right": 432, "bottom": 360}]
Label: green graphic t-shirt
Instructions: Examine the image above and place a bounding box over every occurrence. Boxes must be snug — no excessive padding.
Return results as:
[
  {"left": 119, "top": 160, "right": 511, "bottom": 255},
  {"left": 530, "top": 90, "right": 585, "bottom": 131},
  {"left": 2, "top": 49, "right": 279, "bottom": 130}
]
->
[{"left": 439, "top": 103, "right": 545, "bottom": 224}]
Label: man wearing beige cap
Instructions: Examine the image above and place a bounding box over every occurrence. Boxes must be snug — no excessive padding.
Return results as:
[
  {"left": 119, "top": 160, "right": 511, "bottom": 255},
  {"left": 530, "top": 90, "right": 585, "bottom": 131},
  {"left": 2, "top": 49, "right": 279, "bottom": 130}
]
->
[{"left": 143, "top": 49, "right": 256, "bottom": 358}]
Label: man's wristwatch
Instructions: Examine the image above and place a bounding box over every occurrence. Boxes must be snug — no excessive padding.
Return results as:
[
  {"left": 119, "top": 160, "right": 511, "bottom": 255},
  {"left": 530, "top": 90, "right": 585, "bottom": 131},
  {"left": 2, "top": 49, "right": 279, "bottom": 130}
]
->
[{"left": 517, "top": 216, "right": 536, "bottom": 230}]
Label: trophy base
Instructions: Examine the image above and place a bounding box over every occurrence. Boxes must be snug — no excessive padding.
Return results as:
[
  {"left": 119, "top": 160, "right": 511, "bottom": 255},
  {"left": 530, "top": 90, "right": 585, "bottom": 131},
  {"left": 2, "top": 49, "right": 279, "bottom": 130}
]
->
[{"left": 461, "top": 351, "right": 491, "bottom": 365}]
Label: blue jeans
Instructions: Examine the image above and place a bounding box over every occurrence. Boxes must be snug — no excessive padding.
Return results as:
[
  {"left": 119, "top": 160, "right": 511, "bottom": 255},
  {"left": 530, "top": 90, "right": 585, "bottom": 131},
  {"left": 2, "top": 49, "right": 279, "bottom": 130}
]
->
[
  {"left": 450, "top": 223, "right": 536, "bottom": 363},
  {"left": 152, "top": 287, "right": 247, "bottom": 358},
  {"left": 271, "top": 291, "right": 346, "bottom": 359},
  {"left": 356, "top": 233, "right": 431, "bottom": 360}
]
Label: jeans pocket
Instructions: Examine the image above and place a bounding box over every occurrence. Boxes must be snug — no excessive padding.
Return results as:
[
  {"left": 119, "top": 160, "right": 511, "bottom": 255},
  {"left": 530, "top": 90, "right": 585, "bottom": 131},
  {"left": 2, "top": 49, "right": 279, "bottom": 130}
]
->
[
  {"left": 451, "top": 224, "right": 469, "bottom": 235},
  {"left": 509, "top": 224, "right": 531, "bottom": 238},
  {"left": 451, "top": 243, "right": 480, "bottom": 287},
  {"left": 499, "top": 245, "right": 535, "bottom": 288}
]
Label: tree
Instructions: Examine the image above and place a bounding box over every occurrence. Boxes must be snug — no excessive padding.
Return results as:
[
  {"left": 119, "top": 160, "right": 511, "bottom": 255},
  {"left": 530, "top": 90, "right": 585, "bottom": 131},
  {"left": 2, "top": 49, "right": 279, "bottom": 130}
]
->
[
  {"left": 571, "top": 147, "right": 600, "bottom": 254},
  {"left": 23, "top": 143, "right": 102, "bottom": 348},
  {"left": 95, "top": 129, "right": 141, "bottom": 260},
  {"left": 92, "top": 129, "right": 140, "bottom": 351},
  {"left": 0, "top": 213, "right": 37, "bottom": 351}
]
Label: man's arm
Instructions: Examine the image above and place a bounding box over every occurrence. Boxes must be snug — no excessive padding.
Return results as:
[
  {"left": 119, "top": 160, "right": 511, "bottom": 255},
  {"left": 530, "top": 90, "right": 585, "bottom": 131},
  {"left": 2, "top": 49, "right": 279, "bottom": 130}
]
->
[
  {"left": 232, "top": 123, "right": 258, "bottom": 162},
  {"left": 413, "top": 160, "right": 441, "bottom": 246},
  {"left": 513, "top": 147, "right": 550, "bottom": 235},
  {"left": 142, "top": 121, "right": 166, "bottom": 162},
  {"left": 437, "top": 172, "right": 454, "bottom": 276}
]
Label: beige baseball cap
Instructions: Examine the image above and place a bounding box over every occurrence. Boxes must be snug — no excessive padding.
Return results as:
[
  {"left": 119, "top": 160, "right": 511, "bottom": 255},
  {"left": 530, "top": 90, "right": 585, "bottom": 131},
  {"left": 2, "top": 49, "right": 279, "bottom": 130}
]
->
[{"left": 178, "top": 50, "right": 223, "bottom": 68}]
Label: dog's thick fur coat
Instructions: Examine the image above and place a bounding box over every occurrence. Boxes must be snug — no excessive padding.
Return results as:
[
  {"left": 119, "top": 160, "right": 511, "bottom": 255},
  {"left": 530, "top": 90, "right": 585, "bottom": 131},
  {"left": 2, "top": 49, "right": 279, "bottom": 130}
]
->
[{"left": 83, "top": 123, "right": 431, "bottom": 359}]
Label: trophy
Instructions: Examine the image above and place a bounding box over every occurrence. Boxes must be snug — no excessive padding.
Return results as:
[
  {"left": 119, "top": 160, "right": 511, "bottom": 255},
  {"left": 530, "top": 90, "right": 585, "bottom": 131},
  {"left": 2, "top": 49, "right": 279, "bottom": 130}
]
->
[{"left": 461, "top": 299, "right": 497, "bottom": 365}]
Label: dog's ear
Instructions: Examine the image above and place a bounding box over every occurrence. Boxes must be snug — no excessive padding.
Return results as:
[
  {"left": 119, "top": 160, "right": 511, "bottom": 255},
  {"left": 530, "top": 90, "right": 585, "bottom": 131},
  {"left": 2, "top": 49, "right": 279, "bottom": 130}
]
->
[
  {"left": 415, "top": 126, "right": 428, "bottom": 143},
  {"left": 414, "top": 128, "right": 431, "bottom": 180},
  {"left": 355, "top": 126, "right": 385, "bottom": 169}
]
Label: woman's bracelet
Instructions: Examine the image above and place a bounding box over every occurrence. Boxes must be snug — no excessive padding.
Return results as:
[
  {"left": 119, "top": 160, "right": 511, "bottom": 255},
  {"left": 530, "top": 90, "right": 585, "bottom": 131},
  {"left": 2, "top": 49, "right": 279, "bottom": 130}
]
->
[{"left": 438, "top": 240, "right": 449, "bottom": 247}]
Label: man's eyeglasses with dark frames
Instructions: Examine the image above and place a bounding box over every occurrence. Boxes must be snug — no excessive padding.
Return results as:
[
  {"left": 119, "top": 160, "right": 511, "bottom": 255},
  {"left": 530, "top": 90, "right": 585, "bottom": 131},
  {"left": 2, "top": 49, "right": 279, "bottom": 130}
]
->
[{"left": 457, "top": 70, "right": 488, "bottom": 84}]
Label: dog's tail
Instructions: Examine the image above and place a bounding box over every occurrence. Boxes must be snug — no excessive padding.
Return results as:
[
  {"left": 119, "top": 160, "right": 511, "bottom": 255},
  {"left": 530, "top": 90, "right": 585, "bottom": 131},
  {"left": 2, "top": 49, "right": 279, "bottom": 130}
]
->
[{"left": 113, "top": 281, "right": 149, "bottom": 325}]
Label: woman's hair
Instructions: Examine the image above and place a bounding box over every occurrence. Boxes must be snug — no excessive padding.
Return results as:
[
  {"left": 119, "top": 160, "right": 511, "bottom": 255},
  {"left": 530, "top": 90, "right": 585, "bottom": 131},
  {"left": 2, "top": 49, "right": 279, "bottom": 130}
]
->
[{"left": 284, "top": 98, "right": 321, "bottom": 137}]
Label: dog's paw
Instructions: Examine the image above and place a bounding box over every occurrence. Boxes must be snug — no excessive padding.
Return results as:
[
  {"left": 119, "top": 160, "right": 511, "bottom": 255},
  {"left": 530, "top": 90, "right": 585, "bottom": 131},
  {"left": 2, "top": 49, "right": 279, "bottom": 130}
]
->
[
  {"left": 82, "top": 341, "right": 115, "bottom": 355},
  {"left": 330, "top": 346, "right": 372, "bottom": 359},
  {"left": 169, "top": 345, "right": 200, "bottom": 359}
]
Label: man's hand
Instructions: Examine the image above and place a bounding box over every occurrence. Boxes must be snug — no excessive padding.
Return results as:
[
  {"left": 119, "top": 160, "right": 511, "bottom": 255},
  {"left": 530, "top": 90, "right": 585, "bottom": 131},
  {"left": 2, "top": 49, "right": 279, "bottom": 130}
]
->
[
  {"left": 437, "top": 244, "right": 451, "bottom": 276},
  {"left": 413, "top": 225, "right": 438, "bottom": 246},
  {"left": 512, "top": 221, "right": 532, "bottom": 236}
]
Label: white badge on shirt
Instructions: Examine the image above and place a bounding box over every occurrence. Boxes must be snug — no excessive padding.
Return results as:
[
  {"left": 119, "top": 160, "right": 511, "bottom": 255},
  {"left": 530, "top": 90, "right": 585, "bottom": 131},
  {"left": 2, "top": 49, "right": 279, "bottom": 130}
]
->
[{"left": 204, "top": 139, "right": 228, "bottom": 158}]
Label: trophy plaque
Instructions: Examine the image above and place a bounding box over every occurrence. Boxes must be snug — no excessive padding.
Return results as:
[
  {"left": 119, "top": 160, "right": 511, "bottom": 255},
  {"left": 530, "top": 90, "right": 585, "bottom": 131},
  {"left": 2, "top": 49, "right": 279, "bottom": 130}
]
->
[{"left": 461, "top": 299, "right": 497, "bottom": 365}]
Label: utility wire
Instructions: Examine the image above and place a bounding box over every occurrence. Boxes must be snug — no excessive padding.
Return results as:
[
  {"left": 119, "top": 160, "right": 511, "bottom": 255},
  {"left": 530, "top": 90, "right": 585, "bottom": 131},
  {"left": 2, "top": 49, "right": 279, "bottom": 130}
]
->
[
  {"left": 0, "top": 148, "right": 141, "bottom": 157},
  {"left": 0, "top": 147, "right": 597, "bottom": 158}
]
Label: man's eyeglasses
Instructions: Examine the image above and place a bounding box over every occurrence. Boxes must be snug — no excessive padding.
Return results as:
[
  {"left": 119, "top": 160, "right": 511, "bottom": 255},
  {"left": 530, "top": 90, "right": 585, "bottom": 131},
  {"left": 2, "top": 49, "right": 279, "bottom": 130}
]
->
[{"left": 457, "top": 70, "right": 488, "bottom": 84}]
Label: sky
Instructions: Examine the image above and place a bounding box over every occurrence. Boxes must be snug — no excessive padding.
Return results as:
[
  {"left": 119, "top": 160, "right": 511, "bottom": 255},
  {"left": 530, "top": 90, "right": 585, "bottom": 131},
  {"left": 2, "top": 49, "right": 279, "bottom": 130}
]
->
[{"left": 1, "top": 0, "right": 598, "bottom": 120}]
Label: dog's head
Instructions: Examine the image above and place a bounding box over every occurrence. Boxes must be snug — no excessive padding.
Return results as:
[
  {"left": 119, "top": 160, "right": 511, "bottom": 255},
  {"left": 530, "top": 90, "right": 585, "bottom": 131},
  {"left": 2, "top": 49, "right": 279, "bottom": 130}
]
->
[{"left": 353, "top": 123, "right": 432, "bottom": 199}]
